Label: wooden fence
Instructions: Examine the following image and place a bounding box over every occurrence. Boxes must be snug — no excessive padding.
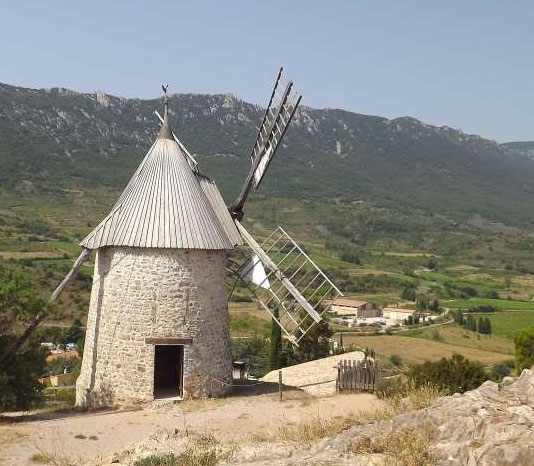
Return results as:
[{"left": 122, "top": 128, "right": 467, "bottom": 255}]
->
[{"left": 337, "top": 359, "right": 380, "bottom": 393}]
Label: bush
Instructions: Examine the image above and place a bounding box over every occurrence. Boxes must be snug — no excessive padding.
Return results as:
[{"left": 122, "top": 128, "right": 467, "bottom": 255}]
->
[
  {"left": 340, "top": 249, "right": 361, "bottom": 265},
  {"left": 389, "top": 354, "right": 403, "bottom": 367},
  {"left": 407, "top": 354, "right": 487, "bottom": 394},
  {"left": 231, "top": 337, "right": 269, "bottom": 378},
  {"left": 514, "top": 328, "right": 534, "bottom": 373},
  {"left": 401, "top": 286, "right": 416, "bottom": 301},
  {"left": 228, "top": 293, "right": 252, "bottom": 303},
  {"left": 375, "top": 376, "right": 407, "bottom": 399},
  {"left": 489, "top": 361, "right": 514, "bottom": 382}
]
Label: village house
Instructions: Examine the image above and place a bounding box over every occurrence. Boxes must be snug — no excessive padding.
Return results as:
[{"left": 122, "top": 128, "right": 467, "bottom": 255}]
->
[
  {"left": 382, "top": 307, "right": 416, "bottom": 325},
  {"left": 330, "top": 298, "right": 381, "bottom": 318}
]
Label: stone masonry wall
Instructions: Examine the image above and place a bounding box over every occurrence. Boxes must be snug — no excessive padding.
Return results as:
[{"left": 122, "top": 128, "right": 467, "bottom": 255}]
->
[{"left": 76, "top": 247, "right": 232, "bottom": 407}]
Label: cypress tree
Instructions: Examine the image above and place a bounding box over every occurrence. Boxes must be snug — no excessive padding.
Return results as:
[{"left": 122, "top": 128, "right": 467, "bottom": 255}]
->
[
  {"left": 478, "top": 317, "right": 486, "bottom": 333},
  {"left": 485, "top": 317, "right": 492, "bottom": 336}
]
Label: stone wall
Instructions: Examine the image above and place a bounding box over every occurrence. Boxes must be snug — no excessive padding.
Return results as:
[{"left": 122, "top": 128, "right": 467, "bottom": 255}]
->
[{"left": 76, "top": 247, "right": 232, "bottom": 407}]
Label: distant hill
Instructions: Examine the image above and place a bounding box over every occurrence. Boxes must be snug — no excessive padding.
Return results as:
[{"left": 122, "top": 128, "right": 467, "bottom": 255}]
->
[
  {"left": 1, "top": 81, "right": 534, "bottom": 227},
  {"left": 503, "top": 141, "right": 534, "bottom": 159}
]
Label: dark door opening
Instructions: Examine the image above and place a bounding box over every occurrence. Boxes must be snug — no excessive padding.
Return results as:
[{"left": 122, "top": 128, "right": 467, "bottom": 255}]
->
[{"left": 154, "top": 345, "right": 184, "bottom": 399}]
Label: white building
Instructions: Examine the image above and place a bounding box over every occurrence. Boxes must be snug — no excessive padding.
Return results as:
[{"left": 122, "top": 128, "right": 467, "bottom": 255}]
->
[
  {"left": 330, "top": 298, "right": 381, "bottom": 318},
  {"left": 382, "top": 307, "right": 416, "bottom": 325}
]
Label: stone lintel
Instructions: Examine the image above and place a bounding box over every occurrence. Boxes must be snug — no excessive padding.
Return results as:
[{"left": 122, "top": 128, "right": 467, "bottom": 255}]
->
[{"left": 145, "top": 337, "right": 193, "bottom": 345}]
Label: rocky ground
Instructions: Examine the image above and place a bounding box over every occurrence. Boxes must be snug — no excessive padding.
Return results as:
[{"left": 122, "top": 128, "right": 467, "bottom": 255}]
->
[{"left": 96, "top": 369, "right": 534, "bottom": 466}]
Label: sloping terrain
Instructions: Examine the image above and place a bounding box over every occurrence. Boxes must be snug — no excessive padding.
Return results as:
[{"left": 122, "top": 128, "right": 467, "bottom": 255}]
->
[
  {"left": 1, "top": 81, "right": 534, "bottom": 226},
  {"left": 87, "top": 369, "right": 534, "bottom": 465}
]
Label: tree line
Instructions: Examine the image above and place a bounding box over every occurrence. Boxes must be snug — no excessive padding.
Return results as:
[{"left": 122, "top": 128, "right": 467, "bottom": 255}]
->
[{"left": 452, "top": 310, "right": 492, "bottom": 335}]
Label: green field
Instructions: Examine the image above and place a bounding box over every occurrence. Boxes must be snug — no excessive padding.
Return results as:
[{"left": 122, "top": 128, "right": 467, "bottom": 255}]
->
[
  {"left": 444, "top": 298, "right": 534, "bottom": 311},
  {"left": 484, "top": 312, "right": 534, "bottom": 339}
]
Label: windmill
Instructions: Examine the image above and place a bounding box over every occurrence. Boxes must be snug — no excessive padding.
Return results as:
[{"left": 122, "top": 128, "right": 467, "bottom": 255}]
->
[
  {"left": 157, "top": 68, "right": 342, "bottom": 345},
  {"left": 1, "top": 69, "right": 342, "bottom": 404},
  {"left": 158, "top": 68, "right": 342, "bottom": 345}
]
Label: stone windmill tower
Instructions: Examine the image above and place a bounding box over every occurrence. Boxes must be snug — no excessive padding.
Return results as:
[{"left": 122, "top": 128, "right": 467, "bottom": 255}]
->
[
  {"left": 75, "top": 96, "right": 242, "bottom": 406},
  {"left": 69, "top": 70, "right": 341, "bottom": 407}
]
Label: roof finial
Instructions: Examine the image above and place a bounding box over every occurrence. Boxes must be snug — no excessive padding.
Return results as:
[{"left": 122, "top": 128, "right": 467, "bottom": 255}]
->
[
  {"left": 158, "top": 84, "right": 173, "bottom": 140},
  {"left": 162, "top": 84, "right": 169, "bottom": 118}
]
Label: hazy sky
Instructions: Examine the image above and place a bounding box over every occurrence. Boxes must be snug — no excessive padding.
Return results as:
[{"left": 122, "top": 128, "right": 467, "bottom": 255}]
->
[{"left": 0, "top": 0, "right": 532, "bottom": 142}]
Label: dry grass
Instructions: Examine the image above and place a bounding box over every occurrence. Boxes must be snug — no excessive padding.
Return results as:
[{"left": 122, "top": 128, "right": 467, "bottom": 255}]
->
[
  {"left": 176, "top": 398, "right": 228, "bottom": 413},
  {"left": 273, "top": 383, "right": 441, "bottom": 448},
  {"left": 340, "top": 335, "right": 510, "bottom": 364},
  {"left": 31, "top": 429, "right": 80, "bottom": 466},
  {"left": 30, "top": 453, "right": 53, "bottom": 464},
  {"left": 349, "top": 421, "right": 438, "bottom": 466},
  {"left": 278, "top": 413, "right": 357, "bottom": 446},
  {"left": 30, "top": 450, "right": 76, "bottom": 466},
  {"left": 129, "top": 429, "right": 235, "bottom": 466},
  {"left": 407, "top": 325, "right": 514, "bottom": 355}
]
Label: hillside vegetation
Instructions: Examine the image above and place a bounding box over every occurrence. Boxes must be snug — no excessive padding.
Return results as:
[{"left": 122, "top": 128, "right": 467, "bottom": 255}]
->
[{"left": 1, "top": 81, "right": 534, "bottom": 331}]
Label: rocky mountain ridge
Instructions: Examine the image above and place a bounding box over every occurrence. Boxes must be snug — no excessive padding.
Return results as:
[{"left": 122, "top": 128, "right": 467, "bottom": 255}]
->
[{"left": 1, "top": 81, "right": 534, "bottom": 226}]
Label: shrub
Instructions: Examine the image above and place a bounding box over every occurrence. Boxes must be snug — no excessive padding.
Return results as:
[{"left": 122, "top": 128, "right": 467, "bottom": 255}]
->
[
  {"left": 340, "top": 249, "right": 361, "bottom": 265},
  {"left": 401, "top": 286, "right": 416, "bottom": 301},
  {"left": 514, "top": 328, "right": 534, "bottom": 373},
  {"left": 489, "top": 361, "right": 514, "bottom": 382},
  {"left": 228, "top": 293, "right": 252, "bottom": 303},
  {"left": 375, "top": 376, "right": 407, "bottom": 399},
  {"left": 389, "top": 354, "right": 403, "bottom": 367},
  {"left": 407, "top": 354, "right": 487, "bottom": 394}
]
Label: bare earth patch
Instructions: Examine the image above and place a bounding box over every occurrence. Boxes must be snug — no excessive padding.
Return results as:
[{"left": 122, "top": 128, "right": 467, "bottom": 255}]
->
[{"left": 0, "top": 390, "right": 381, "bottom": 465}]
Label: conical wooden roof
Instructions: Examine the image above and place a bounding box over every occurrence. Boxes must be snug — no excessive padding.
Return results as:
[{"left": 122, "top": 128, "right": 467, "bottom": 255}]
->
[{"left": 81, "top": 112, "right": 237, "bottom": 250}]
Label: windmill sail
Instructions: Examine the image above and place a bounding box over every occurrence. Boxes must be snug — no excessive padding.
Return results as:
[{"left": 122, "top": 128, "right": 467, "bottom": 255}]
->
[
  {"left": 248, "top": 71, "right": 301, "bottom": 189},
  {"left": 241, "top": 254, "right": 271, "bottom": 290},
  {"left": 231, "top": 68, "right": 302, "bottom": 218},
  {"left": 235, "top": 222, "right": 342, "bottom": 344}
]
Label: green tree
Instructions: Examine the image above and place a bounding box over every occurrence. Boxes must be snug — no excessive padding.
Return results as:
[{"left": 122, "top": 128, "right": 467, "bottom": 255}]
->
[
  {"left": 514, "top": 328, "right": 534, "bottom": 373},
  {"left": 0, "top": 263, "right": 50, "bottom": 411},
  {"left": 478, "top": 317, "right": 492, "bottom": 335},
  {"left": 485, "top": 317, "right": 492, "bottom": 336},
  {"left": 59, "top": 318, "right": 84, "bottom": 348},
  {"left": 453, "top": 310, "right": 464, "bottom": 325},
  {"left": 288, "top": 318, "right": 332, "bottom": 365},
  {"left": 415, "top": 297, "right": 428, "bottom": 311},
  {"left": 231, "top": 337, "right": 270, "bottom": 379},
  {"left": 400, "top": 286, "right": 416, "bottom": 301},
  {"left": 429, "top": 298, "right": 440, "bottom": 311},
  {"left": 408, "top": 354, "right": 486, "bottom": 394}
]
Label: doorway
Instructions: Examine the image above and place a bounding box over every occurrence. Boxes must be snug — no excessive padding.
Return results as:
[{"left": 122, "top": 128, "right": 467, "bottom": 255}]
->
[{"left": 154, "top": 345, "right": 184, "bottom": 399}]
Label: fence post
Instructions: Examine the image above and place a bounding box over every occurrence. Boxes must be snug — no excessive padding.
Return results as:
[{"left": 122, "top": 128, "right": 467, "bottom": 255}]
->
[
  {"left": 336, "top": 363, "right": 340, "bottom": 394},
  {"left": 279, "top": 370, "right": 283, "bottom": 402}
]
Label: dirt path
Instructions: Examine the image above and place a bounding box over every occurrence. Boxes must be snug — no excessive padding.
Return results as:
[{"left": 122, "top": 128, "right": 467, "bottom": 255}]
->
[{"left": 0, "top": 389, "right": 380, "bottom": 466}]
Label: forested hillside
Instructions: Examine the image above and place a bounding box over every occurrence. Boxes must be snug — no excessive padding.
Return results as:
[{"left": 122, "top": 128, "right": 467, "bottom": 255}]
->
[
  {"left": 1, "top": 81, "right": 534, "bottom": 320},
  {"left": 1, "top": 81, "right": 534, "bottom": 226}
]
